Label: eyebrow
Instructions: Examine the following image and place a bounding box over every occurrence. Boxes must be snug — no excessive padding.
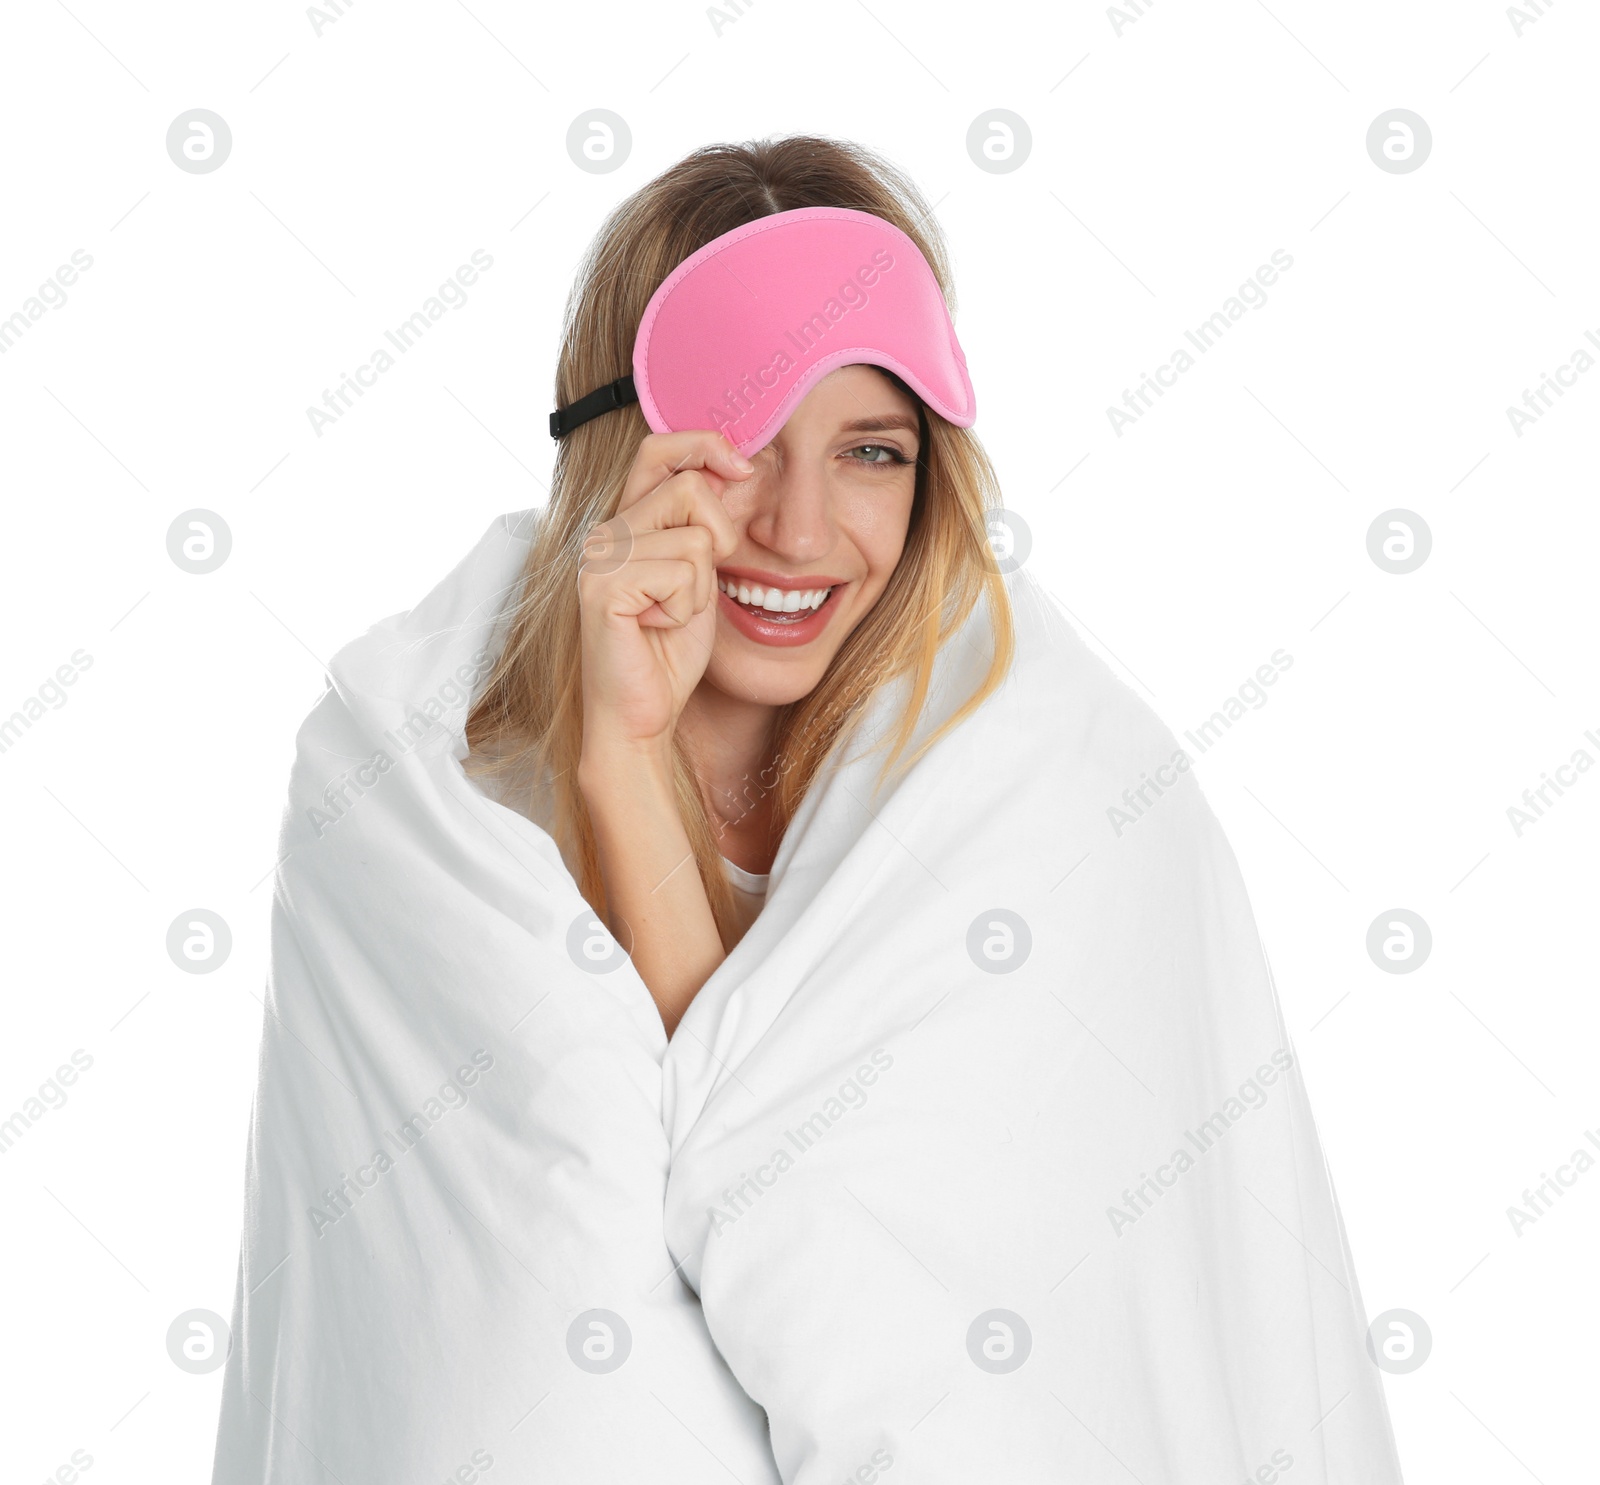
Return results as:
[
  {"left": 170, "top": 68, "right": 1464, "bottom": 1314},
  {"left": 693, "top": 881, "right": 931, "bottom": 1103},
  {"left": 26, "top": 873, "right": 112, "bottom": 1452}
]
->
[{"left": 839, "top": 414, "right": 920, "bottom": 436}]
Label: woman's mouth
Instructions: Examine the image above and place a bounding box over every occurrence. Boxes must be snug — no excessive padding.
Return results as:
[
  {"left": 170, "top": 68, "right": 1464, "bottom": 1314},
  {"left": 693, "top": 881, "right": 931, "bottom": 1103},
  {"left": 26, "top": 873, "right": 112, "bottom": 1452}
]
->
[{"left": 716, "top": 573, "right": 847, "bottom": 648}]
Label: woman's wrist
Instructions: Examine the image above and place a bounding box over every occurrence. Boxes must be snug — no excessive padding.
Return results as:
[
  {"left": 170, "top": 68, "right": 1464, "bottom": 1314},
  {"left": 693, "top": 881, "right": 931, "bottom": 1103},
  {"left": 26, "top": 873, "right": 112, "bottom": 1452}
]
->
[
  {"left": 578, "top": 729, "right": 723, "bottom": 1038},
  {"left": 577, "top": 735, "right": 676, "bottom": 800}
]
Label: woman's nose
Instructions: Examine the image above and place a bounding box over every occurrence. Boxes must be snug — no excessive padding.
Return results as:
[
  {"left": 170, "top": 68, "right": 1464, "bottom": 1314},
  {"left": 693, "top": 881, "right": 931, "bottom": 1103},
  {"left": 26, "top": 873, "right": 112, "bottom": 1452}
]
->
[{"left": 742, "top": 458, "right": 836, "bottom": 556}]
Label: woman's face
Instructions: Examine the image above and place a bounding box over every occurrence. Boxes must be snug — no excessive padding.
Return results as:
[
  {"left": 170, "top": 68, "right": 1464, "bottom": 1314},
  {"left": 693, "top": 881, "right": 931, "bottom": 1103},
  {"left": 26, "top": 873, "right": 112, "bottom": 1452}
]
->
[{"left": 699, "top": 364, "right": 921, "bottom": 707}]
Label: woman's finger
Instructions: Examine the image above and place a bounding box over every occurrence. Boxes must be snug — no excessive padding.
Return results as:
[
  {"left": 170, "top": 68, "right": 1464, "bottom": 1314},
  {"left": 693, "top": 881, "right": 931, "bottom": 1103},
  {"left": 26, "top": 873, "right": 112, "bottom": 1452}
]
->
[
  {"left": 594, "top": 525, "right": 717, "bottom": 614},
  {"left": 618, "top": 429, "right": 754, "bottom": 513},
  {"left": 645, "top": 466, "right": 742, "bottom": 565},
  {"left": 580, "top": 554, "right": 702, "bottom": 629},
  {"left": 615, "top": 434, "right": 751, "bottom": 562},
  {"left": 587, "top": 465, "right": 742, "bottom": 575},
  {"left": 581, "top": 519, "right": 717, "bottom": 610}
]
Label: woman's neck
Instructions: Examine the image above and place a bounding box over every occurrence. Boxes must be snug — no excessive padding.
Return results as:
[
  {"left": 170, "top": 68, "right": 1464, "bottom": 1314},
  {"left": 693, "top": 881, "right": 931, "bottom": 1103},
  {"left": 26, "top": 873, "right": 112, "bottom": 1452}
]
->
[{"left": 677, "top": 685, "right": 781, "bottom": 871}]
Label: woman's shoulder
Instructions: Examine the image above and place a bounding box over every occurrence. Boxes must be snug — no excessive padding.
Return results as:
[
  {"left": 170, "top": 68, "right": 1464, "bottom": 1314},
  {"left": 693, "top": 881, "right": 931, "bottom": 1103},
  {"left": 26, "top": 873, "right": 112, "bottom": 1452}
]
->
[{"left": 995, "top": 567, "right": 1188, "bottom": 777}]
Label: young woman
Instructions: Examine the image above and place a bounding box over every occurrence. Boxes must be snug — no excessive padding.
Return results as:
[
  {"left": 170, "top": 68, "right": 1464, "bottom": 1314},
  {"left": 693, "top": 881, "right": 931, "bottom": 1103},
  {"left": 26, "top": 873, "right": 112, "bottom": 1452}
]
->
[
  {"left": 464, "top": 136, "right": 1014, "bottom": 1037},
  {"left": 213, "top": 134, "right": 1402, "bottom": 1485}
]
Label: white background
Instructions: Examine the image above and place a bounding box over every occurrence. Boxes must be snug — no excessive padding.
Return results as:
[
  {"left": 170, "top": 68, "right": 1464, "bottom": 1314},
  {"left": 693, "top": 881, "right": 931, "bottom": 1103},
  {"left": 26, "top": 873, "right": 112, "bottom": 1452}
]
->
[{"left": 1, "top": 0, "right": 1596, "bottom": 1479}]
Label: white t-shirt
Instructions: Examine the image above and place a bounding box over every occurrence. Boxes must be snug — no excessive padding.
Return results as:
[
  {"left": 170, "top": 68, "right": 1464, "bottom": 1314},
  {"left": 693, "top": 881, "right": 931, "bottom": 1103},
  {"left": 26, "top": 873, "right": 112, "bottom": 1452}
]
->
[{"left": 720, "top": 854, "right": 769, "bottom": 946}]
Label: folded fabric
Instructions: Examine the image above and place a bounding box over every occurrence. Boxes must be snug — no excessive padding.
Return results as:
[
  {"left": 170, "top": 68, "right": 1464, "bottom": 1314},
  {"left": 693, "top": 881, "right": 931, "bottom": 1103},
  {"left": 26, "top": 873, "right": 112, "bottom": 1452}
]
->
[
  {"left": 212, "top": 508, "right": 1403, "bottom": 1485},
  {"left": 210, "top": 509, "right": 779, "bottom": 1484},
  {"left": 660, "top": 560, "right": 1405, "bottom": 1484}
]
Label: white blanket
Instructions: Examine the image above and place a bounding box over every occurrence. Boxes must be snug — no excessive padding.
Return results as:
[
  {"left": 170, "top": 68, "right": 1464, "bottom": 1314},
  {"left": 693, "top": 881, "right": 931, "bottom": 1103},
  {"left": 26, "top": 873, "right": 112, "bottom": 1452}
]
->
[{"left": 212, "top": 508, "right": 1403, "bottom": 1484}]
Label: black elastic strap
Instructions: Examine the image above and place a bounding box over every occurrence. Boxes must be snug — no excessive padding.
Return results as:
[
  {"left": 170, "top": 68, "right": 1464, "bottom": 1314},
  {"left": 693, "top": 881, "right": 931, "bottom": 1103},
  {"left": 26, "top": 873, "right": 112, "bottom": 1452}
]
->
[{"left": 549, "top": 373, "right": 638, "bottom": 438}]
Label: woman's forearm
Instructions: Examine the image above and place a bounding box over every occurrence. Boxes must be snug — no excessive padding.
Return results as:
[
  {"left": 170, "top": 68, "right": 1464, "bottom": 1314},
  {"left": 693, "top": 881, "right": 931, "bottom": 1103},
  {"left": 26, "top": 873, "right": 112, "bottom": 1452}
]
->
[{"left": 577, "top": 745, "right": 725, "bottom": 1037}]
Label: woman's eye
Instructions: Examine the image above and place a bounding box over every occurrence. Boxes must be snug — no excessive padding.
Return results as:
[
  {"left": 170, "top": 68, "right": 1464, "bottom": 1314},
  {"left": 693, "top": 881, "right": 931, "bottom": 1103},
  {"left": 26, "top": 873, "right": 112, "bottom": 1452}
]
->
[{"left": 847, "top": 443, "right": 909, "bottom": 466}]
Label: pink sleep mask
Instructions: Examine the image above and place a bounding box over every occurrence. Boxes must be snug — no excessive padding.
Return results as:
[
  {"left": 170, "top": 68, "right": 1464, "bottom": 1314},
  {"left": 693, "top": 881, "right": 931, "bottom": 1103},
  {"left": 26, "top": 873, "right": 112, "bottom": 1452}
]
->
[{"left": 549, "top": 205, "right": 975, "bottom": 458}]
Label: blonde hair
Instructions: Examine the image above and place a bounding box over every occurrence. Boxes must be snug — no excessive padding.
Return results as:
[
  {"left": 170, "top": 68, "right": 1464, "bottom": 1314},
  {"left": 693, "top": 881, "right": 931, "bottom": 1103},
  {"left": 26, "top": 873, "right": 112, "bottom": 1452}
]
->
[{"left": 465, "top": 134, "right": 1015, "bottom": 948}]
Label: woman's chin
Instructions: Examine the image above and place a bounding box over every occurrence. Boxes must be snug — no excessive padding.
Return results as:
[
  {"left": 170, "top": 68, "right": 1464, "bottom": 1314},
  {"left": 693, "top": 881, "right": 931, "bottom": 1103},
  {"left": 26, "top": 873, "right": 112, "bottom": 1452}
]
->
[{"left": 700, "top": 650, "right": 831, "bottom": 709}]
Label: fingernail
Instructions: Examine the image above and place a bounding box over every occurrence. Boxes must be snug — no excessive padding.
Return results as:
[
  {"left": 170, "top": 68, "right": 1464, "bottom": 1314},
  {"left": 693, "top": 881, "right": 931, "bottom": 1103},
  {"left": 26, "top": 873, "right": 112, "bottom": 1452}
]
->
[{"left": 730, "top": 447, "right": 754, "bottom": 472}]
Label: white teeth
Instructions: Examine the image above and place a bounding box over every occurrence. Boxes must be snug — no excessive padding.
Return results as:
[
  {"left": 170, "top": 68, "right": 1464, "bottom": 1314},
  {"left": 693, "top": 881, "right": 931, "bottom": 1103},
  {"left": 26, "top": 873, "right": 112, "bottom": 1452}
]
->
[{"left": 719, "top": 578, "right": 834, "bottom": 614}]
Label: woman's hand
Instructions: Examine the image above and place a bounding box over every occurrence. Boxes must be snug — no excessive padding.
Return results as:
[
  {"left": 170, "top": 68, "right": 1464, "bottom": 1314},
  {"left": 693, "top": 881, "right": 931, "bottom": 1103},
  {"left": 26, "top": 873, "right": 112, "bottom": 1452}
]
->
[
  {"left": 576, "top": 430, "right": 752, "bottom": 1037},
  {"left": 577, "top": 430, "right": 752, "bottom": 770}
]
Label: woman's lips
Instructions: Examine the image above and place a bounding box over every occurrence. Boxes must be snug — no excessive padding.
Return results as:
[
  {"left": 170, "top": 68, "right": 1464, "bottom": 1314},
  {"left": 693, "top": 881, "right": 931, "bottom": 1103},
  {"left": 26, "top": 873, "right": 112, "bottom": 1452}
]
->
[{"left": 718, "top": 582, "right": 846, "bottom": 648}]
